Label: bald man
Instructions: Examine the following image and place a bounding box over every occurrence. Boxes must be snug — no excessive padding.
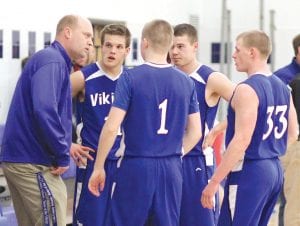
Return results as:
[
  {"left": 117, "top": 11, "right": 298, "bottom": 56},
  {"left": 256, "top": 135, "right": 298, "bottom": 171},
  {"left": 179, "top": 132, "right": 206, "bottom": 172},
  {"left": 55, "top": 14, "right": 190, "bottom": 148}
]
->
[{"left": 0, "top": 14, "right": 93, "bottom": 226}]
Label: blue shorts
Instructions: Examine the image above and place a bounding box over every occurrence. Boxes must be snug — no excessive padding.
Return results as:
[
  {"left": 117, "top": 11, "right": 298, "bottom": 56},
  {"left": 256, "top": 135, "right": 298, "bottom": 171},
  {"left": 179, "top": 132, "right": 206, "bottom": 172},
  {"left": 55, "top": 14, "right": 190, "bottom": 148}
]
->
[
  {"left": 73, "top": 158, "right": 117, "bottom": 226},
  {"left": 218, "top": 158, "right": 283, "bottom": 226},
  {"left": 180, "top": 154, "right": 219, "bottom": 226},
  {"left": 111, "top": 156, "right": 182, "bottom": 226}
]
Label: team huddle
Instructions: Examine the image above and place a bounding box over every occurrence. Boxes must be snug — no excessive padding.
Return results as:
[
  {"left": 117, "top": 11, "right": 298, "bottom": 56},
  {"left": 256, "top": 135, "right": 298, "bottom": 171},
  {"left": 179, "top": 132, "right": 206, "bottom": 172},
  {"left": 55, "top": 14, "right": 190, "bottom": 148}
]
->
[{"left": 0, "top": 14, "right": 298, "bottom": 226}]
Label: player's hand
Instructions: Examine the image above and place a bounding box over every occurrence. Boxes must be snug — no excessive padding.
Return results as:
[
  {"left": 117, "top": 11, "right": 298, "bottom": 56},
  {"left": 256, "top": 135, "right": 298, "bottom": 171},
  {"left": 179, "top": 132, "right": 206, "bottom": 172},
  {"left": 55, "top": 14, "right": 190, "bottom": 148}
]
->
[
  {"left": 70, "top": 143, "right": 95, "bottom": 166},
  {"left": 201, "top": 180, "right": 219, "bottom": 209},
  {"left": 88, "top": 168, "right": 106, "bottom": 197},
  {"left": 50, "top": 166, "right": 69, "bottom": 175},
  {"left": 203, "top": 121, "right": 227, "bottom": 149}
]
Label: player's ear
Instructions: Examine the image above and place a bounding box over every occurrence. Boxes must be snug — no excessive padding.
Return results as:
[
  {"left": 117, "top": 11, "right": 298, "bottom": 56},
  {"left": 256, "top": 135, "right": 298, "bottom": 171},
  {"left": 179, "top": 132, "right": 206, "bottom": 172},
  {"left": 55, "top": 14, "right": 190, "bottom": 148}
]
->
[
  {"left": 142, "top": 38, "right": 149, "bottom": 49},
  {"left": 249, "top": 47, "right": 256, "bottom": 59}
]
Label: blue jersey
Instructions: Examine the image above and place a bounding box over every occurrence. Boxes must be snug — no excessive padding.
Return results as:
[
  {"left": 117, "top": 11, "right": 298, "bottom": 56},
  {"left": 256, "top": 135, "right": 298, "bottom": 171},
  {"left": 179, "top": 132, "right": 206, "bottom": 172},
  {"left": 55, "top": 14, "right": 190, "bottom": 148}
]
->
[
  {"left": 188, "top": 65, "right": 218, "bottom": 156},
  {"left": 226, "top": 74, "right": 290, "bottom": 159},
  {"left": 180, "top": 64, "right": 219, "bottom": 226},
  {"left": 79, "top": 62, "right": 123, "bottom": 160},
  {"left": 113, "top": 62, "right": 199, "bottom": 157},
  {"left": 0, "top": 41, "right": 72, "bottom": 167},
  {"left": 275, "top": 57, "right": 300, "bottom": 84}
]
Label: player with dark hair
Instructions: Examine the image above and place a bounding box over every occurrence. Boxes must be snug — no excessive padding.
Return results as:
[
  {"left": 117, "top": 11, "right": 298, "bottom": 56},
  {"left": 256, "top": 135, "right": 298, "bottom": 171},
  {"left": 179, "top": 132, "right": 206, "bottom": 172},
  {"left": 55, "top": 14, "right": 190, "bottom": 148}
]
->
[
  {"left": 169, "top": 23, "right": 235, "bottom": 226},
  {"left": 70, "top": 24, "right": 131, "bottom": 226}
]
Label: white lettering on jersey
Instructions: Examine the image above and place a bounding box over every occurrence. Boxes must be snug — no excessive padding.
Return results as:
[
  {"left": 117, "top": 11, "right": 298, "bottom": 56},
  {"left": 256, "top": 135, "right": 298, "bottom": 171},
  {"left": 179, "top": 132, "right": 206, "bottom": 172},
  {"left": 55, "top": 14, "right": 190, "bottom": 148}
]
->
[{"left": 90, "top": 92, "right": 114, "bottom": 106}]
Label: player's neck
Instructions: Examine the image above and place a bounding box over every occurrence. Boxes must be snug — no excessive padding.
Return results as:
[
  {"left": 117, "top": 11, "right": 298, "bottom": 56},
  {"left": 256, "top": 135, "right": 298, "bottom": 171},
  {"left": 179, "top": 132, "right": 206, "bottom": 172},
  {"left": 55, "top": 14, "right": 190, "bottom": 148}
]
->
[
  {"left": 178, "top": 60, "right": 200, "bottom": 75},
  {"left": 144, "top": 51, "right": 169, "bottom": 65},
  {"left": 247, "top": 62, "right": 271, "bottom": 77},
  {"left": 100, "top": 61, "right": 122, "bottom": 78}
]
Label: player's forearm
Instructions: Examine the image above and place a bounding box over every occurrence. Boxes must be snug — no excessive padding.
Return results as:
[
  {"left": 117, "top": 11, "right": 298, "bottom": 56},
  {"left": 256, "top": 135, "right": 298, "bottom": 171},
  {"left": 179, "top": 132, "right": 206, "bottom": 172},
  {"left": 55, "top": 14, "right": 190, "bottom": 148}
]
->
[
  {"left": 287, "top": 126, "right": 299, "bottom": 147},
  {"left": 182, "top": 113, "right": 202, "bottom": 155},
  {"left": 94, "top": 123, "right": 118, "bottom": 170},
  {"left": 210, "top": 137, "right": 247, "bottom": 184},
  {"left": 182, "top": 133, "right": 200, "bottom": 155}
]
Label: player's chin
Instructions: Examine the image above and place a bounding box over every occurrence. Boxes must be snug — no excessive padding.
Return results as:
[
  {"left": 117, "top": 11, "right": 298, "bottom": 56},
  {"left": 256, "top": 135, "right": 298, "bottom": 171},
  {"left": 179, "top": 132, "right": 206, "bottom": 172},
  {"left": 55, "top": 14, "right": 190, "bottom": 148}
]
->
[
  {"left": 234, "top": 63, "right": 244, "bottom": 72},
  {"left": 172, "top": 59, "right": 180, "bottom": 64}
]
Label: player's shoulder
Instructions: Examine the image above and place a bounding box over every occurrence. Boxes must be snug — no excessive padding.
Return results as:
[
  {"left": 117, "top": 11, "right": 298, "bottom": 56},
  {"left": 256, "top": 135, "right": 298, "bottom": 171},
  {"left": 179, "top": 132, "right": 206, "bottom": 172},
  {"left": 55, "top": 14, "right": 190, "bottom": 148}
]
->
[
  {"left": 198, "top": 64, "right": 216, "bottom": 75},
  {"left": 233, "top": 83, "right": 258, "bottom": 106},
  {"left": 81, "top": 62, "right": 103, "bottom": 80},
  {"left": 191, "top": 64, "right": 217, "bottom": 83},
  {"left": 81, "top": 62, "right": 99, "bottom": 74}
]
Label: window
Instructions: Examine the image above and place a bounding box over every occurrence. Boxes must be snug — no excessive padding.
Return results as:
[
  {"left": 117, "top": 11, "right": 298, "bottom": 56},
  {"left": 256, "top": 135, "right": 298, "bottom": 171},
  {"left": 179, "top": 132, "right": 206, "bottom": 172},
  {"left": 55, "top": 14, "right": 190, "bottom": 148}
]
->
[
  {"left": 28, "top": 31, "right": 36, "bottom": 56},
  {"left": 44, "top": 32, "right": 51, "bottom": 48},
  {"left": 12, "top": 30, "right": 20, "bottom": 59},
  {"left": 132, "top": 38, "right": 138, "bottom": 61},
  {"left": 211, "top": 42, "right": 228, "bottom": 63},
  {"left": 0, "top": 30, "right": 3, "bottom": 58},
  {"left": 211, "top": 43, "right": 220, "bottom": 63}
]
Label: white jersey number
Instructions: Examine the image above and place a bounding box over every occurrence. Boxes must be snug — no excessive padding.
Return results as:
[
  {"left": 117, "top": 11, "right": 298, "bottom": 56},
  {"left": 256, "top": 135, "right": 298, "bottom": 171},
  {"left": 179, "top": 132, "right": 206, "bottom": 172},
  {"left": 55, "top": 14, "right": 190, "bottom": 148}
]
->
[
  {"left": 262, "top": 105, "right": 288, "bottom": 140},
  {"left": 157, "top": 99, "right": 169, "bottom": 134}
]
